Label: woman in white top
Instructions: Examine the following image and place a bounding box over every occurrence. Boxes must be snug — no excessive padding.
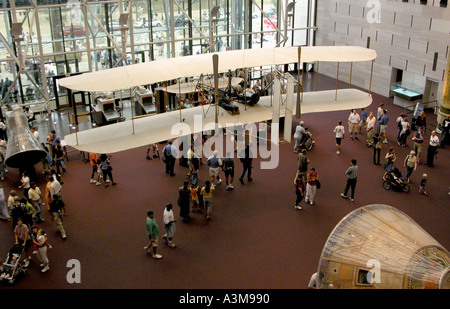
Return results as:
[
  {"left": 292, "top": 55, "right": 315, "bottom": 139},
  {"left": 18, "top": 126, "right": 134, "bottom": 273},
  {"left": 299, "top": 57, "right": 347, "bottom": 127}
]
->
[
  {"left": 34, "top": 229, "right": 50, "bottom": 273},
  {"left": 19, "top": 172, "right": 31, "bottom": 198},
  {"left": 162, "top": 203, "right": 176, "bottom": 248},
  {"left": 399, "top": 117, "right": 410, "bottom": 147}
]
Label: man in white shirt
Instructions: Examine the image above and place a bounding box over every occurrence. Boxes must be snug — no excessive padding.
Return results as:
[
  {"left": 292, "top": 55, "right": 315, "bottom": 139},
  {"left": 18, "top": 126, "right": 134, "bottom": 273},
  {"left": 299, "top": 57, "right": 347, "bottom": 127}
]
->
[
  {"left": 426, "top": 130, "right": 440, "bottom": 167},
  {"left": 348, "top": 109, "right": 361, "bottom": 140},
  {"left": 162, "top": 203, "right": 176, "bottom": 248},
  {"left": 49, "top": 176, "right": 62, "bottom": 198}
]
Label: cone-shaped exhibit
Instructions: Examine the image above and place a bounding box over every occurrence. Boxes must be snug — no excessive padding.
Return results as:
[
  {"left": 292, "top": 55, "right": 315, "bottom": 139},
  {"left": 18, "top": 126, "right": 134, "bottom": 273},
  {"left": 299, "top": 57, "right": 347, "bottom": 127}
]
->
[
  {"left": 317, "top": 204, "right": 449, "bottom": 289},
  {"left": 4, "top": 108, "right": 46, "bottom": 168}
]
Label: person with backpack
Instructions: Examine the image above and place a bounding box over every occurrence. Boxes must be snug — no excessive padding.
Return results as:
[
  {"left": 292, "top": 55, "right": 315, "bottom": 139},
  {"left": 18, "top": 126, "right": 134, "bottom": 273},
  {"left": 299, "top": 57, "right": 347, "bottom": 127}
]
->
[
  {"left": 222, "top": 152, "right": 235, "bottom": 190},
  {"left": 49, "top": 194, "right": 67, "bottom": 240}
]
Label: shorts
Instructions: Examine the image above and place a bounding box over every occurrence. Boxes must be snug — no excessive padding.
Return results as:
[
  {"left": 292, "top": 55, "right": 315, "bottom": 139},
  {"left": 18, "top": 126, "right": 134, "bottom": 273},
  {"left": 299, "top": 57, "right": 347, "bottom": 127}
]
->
[
  {"left": 209, "top": 167, "right": 220, "bottom": 177},
  {"left": 224, "top": 169, "right": 234, "bottom": 178},
  {"left": 380, "top": 125, "right": 387, "bottom": 133},
  {"left": 336, "top": 137, "right": 342, "bottom": 145},
  {"left": 349, "top": 123, "right": 358, "bottom": 133}
]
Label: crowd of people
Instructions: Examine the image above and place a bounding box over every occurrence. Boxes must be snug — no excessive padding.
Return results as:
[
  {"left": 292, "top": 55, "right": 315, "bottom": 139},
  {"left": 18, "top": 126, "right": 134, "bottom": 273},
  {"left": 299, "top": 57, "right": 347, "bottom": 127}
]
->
[
  {"left": 291, "top": 105, "right": 448, "bottom": 210},
  {"left": 0, "top": 108, "right": 70, "bottom": 277},
  {"left": 144, "top": 132, "right": 255, "bottom": 259}
]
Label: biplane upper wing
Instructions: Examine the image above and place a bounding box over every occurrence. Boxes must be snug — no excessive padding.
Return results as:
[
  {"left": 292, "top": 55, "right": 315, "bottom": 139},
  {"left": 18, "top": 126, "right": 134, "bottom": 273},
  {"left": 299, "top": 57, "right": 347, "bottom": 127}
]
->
[{"left": 57, "top": 46, "right": 376, "bottom": 92}]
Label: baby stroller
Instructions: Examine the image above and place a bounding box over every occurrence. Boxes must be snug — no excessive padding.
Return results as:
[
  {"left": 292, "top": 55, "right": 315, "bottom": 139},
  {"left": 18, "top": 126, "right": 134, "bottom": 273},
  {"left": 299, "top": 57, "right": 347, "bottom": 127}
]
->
[
  {"left": 382, "top": 163, "right": 410, "bottom": 193},
  {"left": 0, "top": 244, "right": 28, "bottom": 284}
]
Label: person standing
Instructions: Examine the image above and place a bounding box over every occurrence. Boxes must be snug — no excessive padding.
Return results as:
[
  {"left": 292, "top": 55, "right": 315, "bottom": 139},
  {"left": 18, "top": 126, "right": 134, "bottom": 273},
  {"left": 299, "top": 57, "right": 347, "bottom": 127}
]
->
[
  {"left": 426, "top": 130, "right": 440, "bottom": 167},
  {"left": 419, "top": 174, "right": 428, "bottom": 195},
  {"left": 53, "top": 145, "right": 66, "bottom": 175},
  {"left": 416, "top": 110, "right": 427, "bottom": 134},
  {"left": 239, "top": 144, "right": 253, "bottom": 184},
  {"left": 305, "top": 168, "right": 319, "bottom": 206},
  {"left": 163, "top": 140, "right": 178, "bottom": 176},
  {"left": 399, "top": 116, "right": 410, "bottom": 147},
  {"left": 89, "top": 152, "right": 99, "bottom": 184},
  {"left": 293, "top": 172, "right": 305, "bottom": 210},
  {"left": 144, "top": 210, "right": 162, "bottom": 259},
  {"left": 18, "top": 172, "right": 31, "bottom": 201},
  {"left": 207, "top": 150, "right": 222, "bottom": 185},
  {"left": 439, "top": 115, "right": 450, "bottom": 148},
  {"left": 413, "top": 127, "right": 425, "bottom": 164},
  {"left": 366, "top": 112, "right": 376, "bottom": 147},
  {"left": 396, "top": 113, "right": 406, "bottom": 144},
  {"left": 28, "top": 182, "right": 44, "bottom": 223},
  {"left": 334, "top": 120, "right": 345, "bottom": 155},
  {"left": 100, "top": 154, "right": 117, "bottom": 187},
  {"left": 376, "top": 103, "right": 385, "bottom": 133},
  {"left": 348, "top": 109, "right": 360, "bottom": 140},
  {"left": 178, "top": 181, "right": 191, "bottom": 222},
  {"left": 293, "top": 121, "right": 305, "bottom": 152},
  {"left": 200, "top": 180, "right": 215, "bottom": 221},
  {"left": 360, "top": 108, "right": 368, "bottom": 134},
  {"left": 222, "top": 152, "right": 235, "bottom": 190},
  {"left": 297, "top": 149, "right": 309, "bottom": 181},
  {"left": 14, "top": 218, "right": 31, "bottom": 267},
  {"left": 341, "top": 159, "right": 358, "bottom": 202},
  {"left": 379, "top": 109, "right": 389, "bottom": 144},
  {"left": 403, "top": 150, "right": 417, "bottom": 183},
  {"left": 162, "top": 203, "right": 176, "bottom": 248},
  {"left": 33, "top": 229, "right": 50, "bottom": 273},
  {"left": 49, "top": 194, "right": 67, "bottom": 240}
]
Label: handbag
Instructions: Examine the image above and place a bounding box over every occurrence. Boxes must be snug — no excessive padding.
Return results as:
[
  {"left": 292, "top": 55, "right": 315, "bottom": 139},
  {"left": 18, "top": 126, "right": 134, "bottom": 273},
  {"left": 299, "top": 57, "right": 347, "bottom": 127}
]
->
[{"left": 315, "top": 180, "right": 321, "bottom": 189}]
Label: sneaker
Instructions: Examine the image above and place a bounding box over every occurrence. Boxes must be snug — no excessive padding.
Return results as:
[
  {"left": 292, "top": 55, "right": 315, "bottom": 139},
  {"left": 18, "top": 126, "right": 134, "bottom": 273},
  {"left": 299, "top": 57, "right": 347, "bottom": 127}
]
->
[
  {"left": 32, "top": 250, "right": 37, "bottom": 255},
  {"left": 354, "top": 136, "right": 359, "bottom": 140},
  {"left": 24, "top": 260, "right": 30, "bottom": 268},
  {"left": 340, "top": 193, "right": 348, "bottom": 199},
  {"left": 383, "top": 140, "right": 388, "bottom": 144},
  {"left": 168, "top": 242, "right": 176, "bottom": 248},
  {"left": 62, "top": 235, "right": 67, "bottom": 240},
  {"left": 90, "top": 179, "right": 96, "bottom": 184},
  {"left": 96, "top": 182, "right": 101, "bottom": 186},
  {"left": 336, "top": 151, "right": 340, "bottom": 155},
  {"left": 217, "top": 179, "right": 222, "bottom": 185},
  {"left": 144, "top": 246, "right": 149, "bottom": 251},
  {"left": 228, "top": 184, "right": 234, "bottom": 189},
  {"left": 40, "top": 263, "right": 45, "bottom": 267},
  {"left": 152, "top": 254, "right": 162, "bottom": 259},
  {"left": 310, "top": 201, "right": 313, "bottom": 205},
  {"left": 350, "top": 198, "right": 354, "bottom": 202},
  {"left": 41, "top": 265, "right": 50, "bottom": 273}
]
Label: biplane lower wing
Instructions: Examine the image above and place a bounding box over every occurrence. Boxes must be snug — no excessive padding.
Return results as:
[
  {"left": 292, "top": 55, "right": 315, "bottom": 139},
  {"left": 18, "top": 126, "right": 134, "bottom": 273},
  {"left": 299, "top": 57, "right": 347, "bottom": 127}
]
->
[{"left": 63, "top": 88, "right": 372, "bottom": 154}]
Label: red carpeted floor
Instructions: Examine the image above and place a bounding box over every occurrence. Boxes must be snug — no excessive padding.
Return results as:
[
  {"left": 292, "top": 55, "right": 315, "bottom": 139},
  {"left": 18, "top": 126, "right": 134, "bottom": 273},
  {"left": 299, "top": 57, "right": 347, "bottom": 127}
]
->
[{"left": 0, "top": 73, "right": 448, "bottom": 289}]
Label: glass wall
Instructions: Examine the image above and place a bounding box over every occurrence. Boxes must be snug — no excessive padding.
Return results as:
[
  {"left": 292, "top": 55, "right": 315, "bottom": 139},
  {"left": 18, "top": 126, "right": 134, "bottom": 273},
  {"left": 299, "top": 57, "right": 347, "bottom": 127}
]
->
[{"left": 0, "top": 0, "right": 315, "bottom": 109}]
